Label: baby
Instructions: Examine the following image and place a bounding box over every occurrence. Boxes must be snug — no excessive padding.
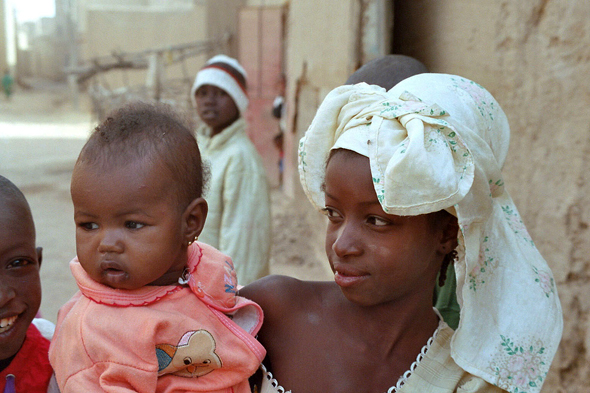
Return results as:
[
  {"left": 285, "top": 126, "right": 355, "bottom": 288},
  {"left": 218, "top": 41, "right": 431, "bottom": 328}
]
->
[{"left": 49, "top": 102, "right": 265, "bottom": 393}]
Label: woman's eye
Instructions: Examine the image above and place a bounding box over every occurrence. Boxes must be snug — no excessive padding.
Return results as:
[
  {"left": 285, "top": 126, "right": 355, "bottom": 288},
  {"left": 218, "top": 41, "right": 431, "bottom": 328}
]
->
[
  {"left": 322, "top": 207, "right": 342, "bottom": 220},
  {"left": 125, "top": 221, "right": 145, "bottom": 229},
  {"left": 367, "top": 216, "right": 391, "bottom": 226},
  {"left": 80, "top": 222, "right": 98, "bottom": 230}
]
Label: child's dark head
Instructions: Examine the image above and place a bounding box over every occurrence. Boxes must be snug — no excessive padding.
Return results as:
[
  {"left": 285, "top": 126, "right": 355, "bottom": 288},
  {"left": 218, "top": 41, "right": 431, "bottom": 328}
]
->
[
  {"left": 345, "top": 54, "right": 428, "bottom": 90},
  {"left": 78, "top": 101, "right": 206, "bottom": 207},
  {"left": 71, "top": 102, "right": 208, "bottom": 290},
  {"left": 191, "top": 55, "right": 248, "bottom": 136},
  {"left": 0, "top": 176, "right": 42, "bottom": 361}
]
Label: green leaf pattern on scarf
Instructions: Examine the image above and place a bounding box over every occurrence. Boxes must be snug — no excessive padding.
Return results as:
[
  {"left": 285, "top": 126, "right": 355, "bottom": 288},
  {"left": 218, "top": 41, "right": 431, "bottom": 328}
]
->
[
  {"left": 502, "top": 205, "right": 535, "bottom": 247},
  {"left": 489, "top": 336, "right": 548, "bottom": 393},
  {"left": 468, "top": 236, "right": 499, "bottom": 292}
]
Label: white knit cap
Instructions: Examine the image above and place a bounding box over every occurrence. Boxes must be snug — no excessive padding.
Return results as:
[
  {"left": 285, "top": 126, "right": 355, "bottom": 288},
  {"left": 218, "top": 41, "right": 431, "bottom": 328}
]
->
[{"left": 191, "top": 54, "right": 249, "bottom": 114}]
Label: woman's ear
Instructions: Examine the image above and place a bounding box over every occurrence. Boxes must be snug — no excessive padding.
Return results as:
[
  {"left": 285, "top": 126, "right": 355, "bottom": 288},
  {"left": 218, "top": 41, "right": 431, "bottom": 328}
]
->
[
  {"left": 182, "top": 197, "right": 208, "bottom": 245},
  {"left": 438, "top": 213, "right": 459, "bottom": 254}
]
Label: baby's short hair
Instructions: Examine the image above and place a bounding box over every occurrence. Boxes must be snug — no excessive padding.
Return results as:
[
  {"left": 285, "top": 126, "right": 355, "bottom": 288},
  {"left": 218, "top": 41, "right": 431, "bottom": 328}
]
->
[{"left": 77, "top": 102, "right": 206, "bottom": 208}]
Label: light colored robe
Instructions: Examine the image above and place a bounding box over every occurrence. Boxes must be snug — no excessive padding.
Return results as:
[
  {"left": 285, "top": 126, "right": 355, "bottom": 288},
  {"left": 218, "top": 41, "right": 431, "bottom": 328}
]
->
[{"left": 196, "top": 118, "right": 271, "bottom": 285}]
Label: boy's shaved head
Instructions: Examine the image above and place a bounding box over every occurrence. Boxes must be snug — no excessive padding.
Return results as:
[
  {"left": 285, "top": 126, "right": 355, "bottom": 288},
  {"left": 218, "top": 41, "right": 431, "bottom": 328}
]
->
[
  {"left": 0, "top": 175, "right": 33, "bottom": 223},
  {"left": 0, "top": 175, "right": 28, "bottom": 202},
  {"left": 76, "top": 101, "right": 207, "bottom": 209},
  {"left": 345, "top": 55, "right": 428, "bottom": 90}
]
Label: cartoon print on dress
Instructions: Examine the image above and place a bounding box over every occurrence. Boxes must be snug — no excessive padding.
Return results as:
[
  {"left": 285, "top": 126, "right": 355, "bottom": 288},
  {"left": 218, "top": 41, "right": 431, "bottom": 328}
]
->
[
  {"left": 468, "top": 236, "right": 499, "bottom": 292},
  {"left": 156, "top": 330, "right": 222, "bottom": 377},
  {"left": 488, "top": 336, "right": 548, "bottom": 393}
]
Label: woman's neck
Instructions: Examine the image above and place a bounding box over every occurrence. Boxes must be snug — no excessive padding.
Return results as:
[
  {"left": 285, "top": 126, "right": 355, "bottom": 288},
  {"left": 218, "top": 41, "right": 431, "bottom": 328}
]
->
[{"left": 332, "top": 285, "right": 440, "bottom": 353}]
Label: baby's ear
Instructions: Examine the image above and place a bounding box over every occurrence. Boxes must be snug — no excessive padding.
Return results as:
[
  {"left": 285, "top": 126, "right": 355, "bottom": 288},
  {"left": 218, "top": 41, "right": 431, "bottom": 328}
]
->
[
  {"left": 36, "top": 247, "right": 43, "bottom": 269},
  {"left": 183, "top": 198, "right": 208, "bottom": 244}
]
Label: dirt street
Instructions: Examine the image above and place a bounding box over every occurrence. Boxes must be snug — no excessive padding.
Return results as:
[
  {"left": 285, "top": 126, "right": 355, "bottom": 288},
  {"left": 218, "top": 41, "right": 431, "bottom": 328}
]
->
[{"left": 0, "top": 81, "right": 331, "bottom": 323}]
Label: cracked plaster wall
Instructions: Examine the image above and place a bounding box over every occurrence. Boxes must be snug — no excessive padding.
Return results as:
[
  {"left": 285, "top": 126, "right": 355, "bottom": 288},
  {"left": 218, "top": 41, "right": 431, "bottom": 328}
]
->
[{"left": 285, "top": 1, "right": 590, "bottom": 391}]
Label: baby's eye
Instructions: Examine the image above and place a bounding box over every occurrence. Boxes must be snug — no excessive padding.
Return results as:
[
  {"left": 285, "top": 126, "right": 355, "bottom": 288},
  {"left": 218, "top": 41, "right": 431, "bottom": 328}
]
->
[
  {"left": 367, "top": 216, "right": 391, "bottom": 227},
  {"left": 79, "top": 222, "right": 99, "bottom": 230},
  {"left": 125, "top": 221, "right": 145, "bottom": 229}
]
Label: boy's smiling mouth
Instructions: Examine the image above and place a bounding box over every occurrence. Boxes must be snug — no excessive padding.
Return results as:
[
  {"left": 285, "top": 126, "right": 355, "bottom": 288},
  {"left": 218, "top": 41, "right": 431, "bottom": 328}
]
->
[{"left": 0, "top": 315, "right": 18, "bottom": 333}]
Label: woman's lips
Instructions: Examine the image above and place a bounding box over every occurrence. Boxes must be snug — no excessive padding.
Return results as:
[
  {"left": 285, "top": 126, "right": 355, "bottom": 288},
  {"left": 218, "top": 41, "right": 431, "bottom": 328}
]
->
[{"left": 333, "top": 268, "right": 369, "bottom": 288}]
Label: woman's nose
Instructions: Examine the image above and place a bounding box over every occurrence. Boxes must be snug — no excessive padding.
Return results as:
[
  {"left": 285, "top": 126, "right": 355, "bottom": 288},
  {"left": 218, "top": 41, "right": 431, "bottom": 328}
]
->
[{"left": 331, "top": 222, "right": 362, "bottom": 258}]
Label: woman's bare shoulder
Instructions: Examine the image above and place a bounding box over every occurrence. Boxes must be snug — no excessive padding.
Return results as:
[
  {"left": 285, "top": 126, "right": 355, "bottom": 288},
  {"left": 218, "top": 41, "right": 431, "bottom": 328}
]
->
[{"left": 239, "top": 275, "right": 333, "bottom": 322}]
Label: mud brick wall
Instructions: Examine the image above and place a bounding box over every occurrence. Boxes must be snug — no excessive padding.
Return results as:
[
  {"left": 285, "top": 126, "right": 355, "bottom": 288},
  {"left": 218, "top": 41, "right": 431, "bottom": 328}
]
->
[{"left": 284, "top": 1, "right": 590, "bottom": 391}]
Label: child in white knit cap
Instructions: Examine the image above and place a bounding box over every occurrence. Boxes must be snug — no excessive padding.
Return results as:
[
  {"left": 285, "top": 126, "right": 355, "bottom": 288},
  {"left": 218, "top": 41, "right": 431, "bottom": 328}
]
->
[{"left": 191, "top": 55, "right": 271, "bottom": 286}]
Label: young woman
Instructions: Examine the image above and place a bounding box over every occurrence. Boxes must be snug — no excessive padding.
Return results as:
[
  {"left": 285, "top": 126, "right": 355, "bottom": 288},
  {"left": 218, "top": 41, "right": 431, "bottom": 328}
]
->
[{"left": 241, "top": 73, "right": 562, "bottom": 393}]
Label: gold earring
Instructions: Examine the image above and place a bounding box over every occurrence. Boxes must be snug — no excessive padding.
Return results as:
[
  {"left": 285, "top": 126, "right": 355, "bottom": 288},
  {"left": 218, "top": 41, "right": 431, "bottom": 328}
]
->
[{"left": 188, "top": 236, "right": 198, "bottom": 246}]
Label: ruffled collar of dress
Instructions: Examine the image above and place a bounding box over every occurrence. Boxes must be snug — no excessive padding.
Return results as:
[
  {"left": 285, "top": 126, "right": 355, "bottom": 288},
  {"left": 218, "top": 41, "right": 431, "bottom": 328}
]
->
[{"left": 70, "top": 258, "right": 181, "bottom": 307}]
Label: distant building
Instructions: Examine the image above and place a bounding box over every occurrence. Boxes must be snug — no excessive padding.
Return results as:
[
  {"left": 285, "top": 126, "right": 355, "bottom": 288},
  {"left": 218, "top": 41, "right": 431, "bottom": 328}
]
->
[
  {"left": 16, "top": 17, "right": 62, "bottom": 80},
  {"left": 0, "top": 0, "right": 8, "bottom": 72}
]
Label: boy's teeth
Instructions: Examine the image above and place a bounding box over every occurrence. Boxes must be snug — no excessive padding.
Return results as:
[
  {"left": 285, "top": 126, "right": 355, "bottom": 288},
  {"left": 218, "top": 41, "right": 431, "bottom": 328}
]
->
[{"left": 0, "top": 315, "right": 18, "bottom": 330}]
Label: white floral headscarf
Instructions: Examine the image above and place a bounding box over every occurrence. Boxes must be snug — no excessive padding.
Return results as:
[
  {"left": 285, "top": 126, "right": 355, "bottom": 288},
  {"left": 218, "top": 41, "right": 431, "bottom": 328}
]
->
[{"left": 298, "top": 74, "right": 562, "bottom": 393}]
